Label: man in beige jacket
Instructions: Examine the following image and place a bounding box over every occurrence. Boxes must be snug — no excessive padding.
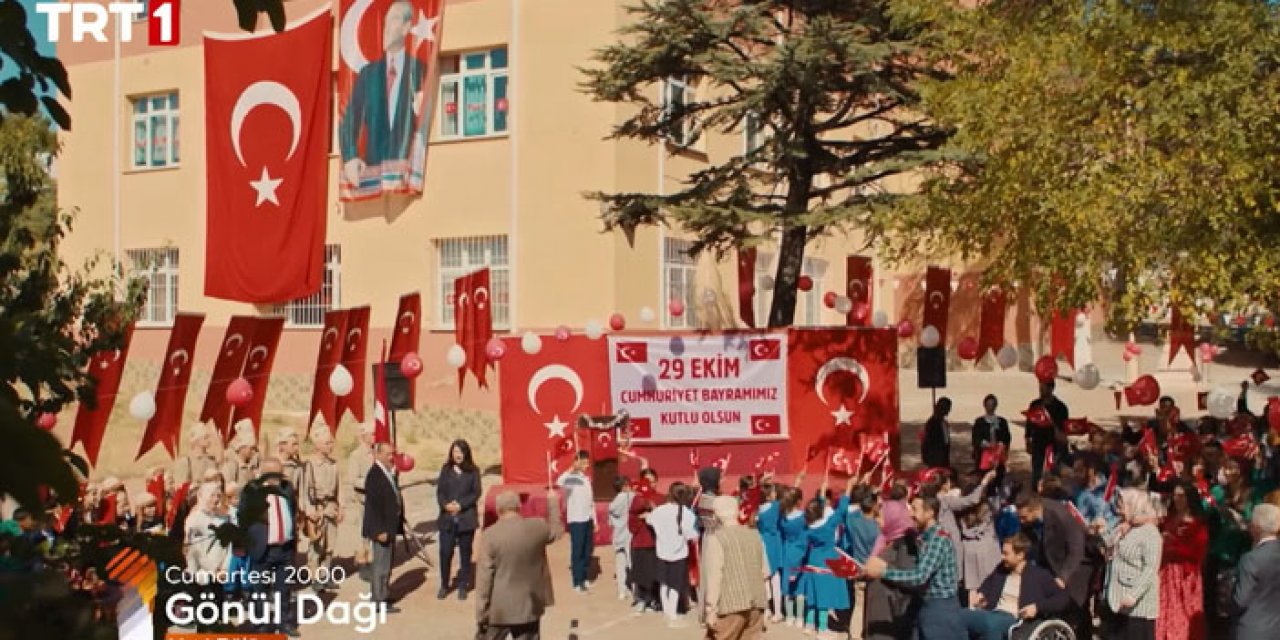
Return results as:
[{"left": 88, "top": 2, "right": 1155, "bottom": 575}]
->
[
  {"left": 703, "top": 495, "right": 769, "bottom": 640},
  {"left": 475, "top": 490, "right": 564, "bottom": 640}
]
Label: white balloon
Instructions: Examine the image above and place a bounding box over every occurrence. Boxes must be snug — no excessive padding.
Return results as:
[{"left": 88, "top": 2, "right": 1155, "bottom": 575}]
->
[
  {"left": 639, "top": 306, "right": 656, "bottom": 323},
  {"left": 834, "top": 296, "right": 853, "bottom": 315},
  {"left": 446, "top": 344, "right": 467, "bottom": 369},
  {"left": 329, "top": 364, "right": 354, "bottom": 396},
  {"left": 129, "top": 391, "right": 156, "bottom": 421},
  {"left": 1075, "top": 363, "right": 1101, "bottom": 390},
  {"left": 997, "top": 344, "right": 1018, "bottom": 369},
  {"left": 871, "top": 310, "right": 889, "bottom": 328},
  {"left": 760, "top": 275, "right": 775, "bottom": 291},
  {"left": 1207, "top": 386, "right": 1236, "bottom": 420},
  {"left": 920, "top": 325, "right": 941, "bottom": 348},
  {"left": 521, "top": 331, "right": 543, "bottom": 355},
  {"left": 585, "top": 320, "right": 605, "bottom": 340}
]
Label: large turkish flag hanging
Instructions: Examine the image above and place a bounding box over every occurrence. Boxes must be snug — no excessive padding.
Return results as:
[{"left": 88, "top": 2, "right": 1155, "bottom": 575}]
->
[
  {"left": 738, "top": 248, "right": 756, "bottom": 329},
  {"left": 231, "top": 317, "right": 286, "bottom": 439},
  {"left": 72, "top": 324, "right": 134, "bottom": 468},
  {"left": 310, "top": 309, "right": 350, "bottom": 435},
  {"left": 389, "top": 292, "right": 422, "bottom": 410},
  {"left": 201, "top": 316, "right": 256, "bottom": 444},
  {"left": 455, "top": 268, "right": 493, "bottom": 390},
  {"left": 336, "top": 306, "right": 372, "bottom": 424},
  {"left": 337, "top": 0, "right": 445, "bottom": 200},
  {"left": 787, "top": 328, "right": 899, "bottom": 474},
  {"left": 923, "top": 266, "right": 952, "bottom": 345},
  {"left": 137, "top": 313, "right": 205, "bottom": 460},
  {"left": 846, "top": 256, "right": 873, "bottom": 327},
  {"left": 1049, "top": 310, "right": 1076, "bottom": 369},
  {"left": 977, "top": 288, "right": 1007, "bottom": 362},
  {"left": 204, "top": 8, "right": 332, "bottom": 303},
  {"left": 498, "top": 335, "right": 610, "bottom": 484}
]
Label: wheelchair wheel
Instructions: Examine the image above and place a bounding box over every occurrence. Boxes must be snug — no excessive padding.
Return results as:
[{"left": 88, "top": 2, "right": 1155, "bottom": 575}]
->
[{"left": 1017, "top": 619, "right": 1074, "bottom": 640}]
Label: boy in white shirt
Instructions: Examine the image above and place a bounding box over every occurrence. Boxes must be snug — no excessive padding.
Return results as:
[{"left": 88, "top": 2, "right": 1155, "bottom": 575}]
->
[
  {"left": 557, "top": 451, "right": 597, "bottom": 592},
  {"left": 645, "top": 482, "right": 700, "bottom": 628}
]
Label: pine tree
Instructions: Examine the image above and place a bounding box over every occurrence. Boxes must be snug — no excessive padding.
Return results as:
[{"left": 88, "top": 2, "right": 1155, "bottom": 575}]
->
[{"left": 581, "top": 0, "right": 950, "bottom": 327}]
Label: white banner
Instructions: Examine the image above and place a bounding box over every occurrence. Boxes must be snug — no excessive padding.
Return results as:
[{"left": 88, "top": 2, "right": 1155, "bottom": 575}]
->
[{"left": 608, "top": 334, "right": 788, "bottom": 442}]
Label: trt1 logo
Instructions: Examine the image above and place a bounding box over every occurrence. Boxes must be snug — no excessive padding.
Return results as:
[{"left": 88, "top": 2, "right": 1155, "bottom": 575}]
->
[{"left": 36, "top": 0, "right": 180, "bottom": 45}]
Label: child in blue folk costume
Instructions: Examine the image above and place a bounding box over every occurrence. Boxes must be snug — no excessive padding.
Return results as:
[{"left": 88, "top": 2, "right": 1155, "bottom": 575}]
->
[
  {"left": 755, "top": 480, "right": 785, "bottom": 622},
  {"left": 778, "top": 484, "right": 810, "bottom": 627},
  {"left": 797, "top": 478, "right": 856, "bottom": 638}
]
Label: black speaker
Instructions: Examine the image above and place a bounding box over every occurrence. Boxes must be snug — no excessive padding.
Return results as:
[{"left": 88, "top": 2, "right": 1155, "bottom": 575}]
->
[
  {"left": 373, "top": 362, "right": 413, "bottom": 411},
  {"left": 917, "top": 347, "right": 947, "bottom": 389}
]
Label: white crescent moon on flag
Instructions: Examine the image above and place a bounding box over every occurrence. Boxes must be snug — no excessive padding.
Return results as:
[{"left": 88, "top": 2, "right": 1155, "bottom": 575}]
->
[
  {"left": 399, "top": 311, "right": 416, "bottom": 333},
  {"left": 473, "top": 287, "right": 490, "bottom": 309},
  {"left": 752, "top": 417, "right": 771, "bottom": 433},
  {"left": 456, "top": 293, "right": 469, "bottom": 309},
  {"left": 750, "top": 340, "right": 777, "bottom": 358},
  {"left": 322, "top": 327, "right": 339, "bottom": 350},
  {"left": 230, "top": 81, "right": 302, "bottom": 167},
  {"left": 169, "top": 349, "right": 189, "bottom": 367},
  {"left": 847, "top": 280, "right": 866, "bottom": 301},
  {"left": 815, "top": 357, "right": 870, "bottom": 406},
  {"left": 528, "top": 364, "right": 584, "bottom": 415},
  {"left": 597, "top": 433, "right": 611, "bottom": 448},
  {"left": 248, "top": 346, "right": 269, "bottom": 364},
  {"left": 224, "top": 334, "right": 244, "bottom": 354},
  {"left": 347, "top": 328, "right": 363, "bottom": 351},
  {"left": 928, "top": 290, "right": 946, "bottom": 310},
  {"left": 339, "top": 0, "right": 373, "bottom": 72}
]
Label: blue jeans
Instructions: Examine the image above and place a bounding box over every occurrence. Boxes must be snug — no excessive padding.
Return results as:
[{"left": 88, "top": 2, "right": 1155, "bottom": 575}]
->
[
  {"left": 568, "top": 521, "right": 593, "bottom": 588},
  {"left": 918, "top": 597, "right": 966, "bottom": 640},
  {"left": 961, "top": 608, "right": 1017, "bottom": 640}
]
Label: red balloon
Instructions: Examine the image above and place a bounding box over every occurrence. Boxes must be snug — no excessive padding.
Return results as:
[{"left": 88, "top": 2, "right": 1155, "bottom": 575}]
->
[
  {"left": 485, "top": 337, "right": 507, "bottom": 361},
  {"left": 1034, "top": 356, "right": 1058, "bottom": 383},
  {"left": 400, "top": 352, "right": 423, "bottom": 379},
  {"left": 226, "top": 377, "right": 254, "bottom": 407},
  {"left": 35, "top": 412, "right": 57, "bottom": 430},
  {"left": 394, "top": 452, "right": 416, "bottom": 473},
  {"left": 669, "top": 300, "right": 685, "bottom": 317},
  {"left": 1199, "top": 343, "right": 1215, "bottom": 362},
  {"left": 958, "top": 336, "right": 980, "bottom": 360},
  {"left": 610, "top": 313, "right": 626, "bottom": 331},
  {"left": 1122, "top": 352, "right": 1133, "bottom": 363},
  {"left": 823, "top": 292, "right": 837, "bottom": 309},
  {"left": 797, "top": 275, "right": 814, "bottom": 292},
  {"left": 554, "top": 325, "right": 572, "bottom": 342},
  {"left": 897, "top": 319, "right": 916, "bottom": 338}
]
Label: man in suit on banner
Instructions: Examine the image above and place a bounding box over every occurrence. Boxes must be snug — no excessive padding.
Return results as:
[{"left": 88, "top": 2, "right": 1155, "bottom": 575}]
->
[
  {"left": 340, "top": 0, "right": 427, "bottom": 187},
  {"left": 363, "top": 442, "right": 405, "bottom": 612}
]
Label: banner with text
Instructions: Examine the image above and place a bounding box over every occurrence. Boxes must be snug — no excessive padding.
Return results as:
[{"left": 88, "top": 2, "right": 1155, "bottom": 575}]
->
[{"left": 608, "top": 334, "right": 788, "bottom": 443}]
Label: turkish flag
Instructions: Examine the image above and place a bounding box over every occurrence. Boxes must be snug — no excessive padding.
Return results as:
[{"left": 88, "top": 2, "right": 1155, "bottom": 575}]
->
[
  {"left": 750, "top": 415, "right": 781, "bottom": 436},
  {"left": 1022, "top": 406, "right": 1052, "bottom": 429},
  {"left": 309, "top": 309, "right": 350, "bottom": 434},
  {"left": 388, "top": 292, "right": 422, "bottom": 410},
  {"left": 846, "top": 256, "right": 873, "bottom": 327},
  {"left": 1223, "top": 432, "right": 1259, "bottom": 461},
  {"left": 1137, "top": 428, "right": 1158, "bottom": 459},
  {"left": 72, "top": 325, "right": 134, "bottom": 468},
  {"left": 615, "top": 341, "right": 649, "bottom": 364},
  {"left": 138, "top": 313, "right": 205, "bottom": 460},
  {"left": 592, "top": 429, "right": 618, "bottom": 462},
  {"left": 1064, "top": 418, "right": 1094, "bottom": 436},
  {"left": 1168, "top": 432, "right": 1199, "bottom": 462},
  {"left": 748, "top": 338, "right": 782, "bottom": 361},
  {"left": 979, "top": 443, "right": 1008, "bottom": 470},
  {"left": 1050, "top": 310, "right": 1076, "bottom": 369},
  {"left": 923, "top": 266, "right": 951, "bottom": 345},
  {"left": 829, "top": 447, "right": 857, "bottom": 476},
  {"left": 738, "top": 247, "right": 756, "bottom": 328},
  {"left": 335, "top": 305, "right": 371, "bottom": 424},
  {"left": 787, "top": 328, "right": 899, "bottom": 471},
  {"left": 373, "top": 345, "right": 391, "bottom": 444},
  {"left": 1103, "top": 463, "right": 1120, "bottom": 503},
  {"left": 977, "top": 288, "right": 1006, "bottom": 361},
  {"left": 201, "top": 316, "right": 256, "bottom": 444},
  {"left": 1168, "top": 306, "right": 1195, "bottom": 365},
  {"left": 497, "top": 335, "right": 609, "bottom": 484},
  {"left": 230, "top": 317, "right": 285, "bottom": 439},
  {"left": 455, "top": 268, "right": 494, "bottom": 390},
  {"left": 826, "top": 549, "right": 862, "bottom": 579},
  {"left": 203, "top": 9, "right": 332, "bottom": 303},
  {"left": 629, "top": 416, "right": 652, "bottom": 439}
]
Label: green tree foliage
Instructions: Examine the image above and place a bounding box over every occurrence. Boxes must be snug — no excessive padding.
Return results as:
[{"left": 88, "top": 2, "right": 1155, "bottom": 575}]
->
[
  {"left": 0, "top": 115, "right": 142, "bottom": 511},
  {"left": 870, "top": 0, "right": 1280, "bottom": 335},
  {"left": 0, "top": 0, "right": 71, "bottom": 129},
  {"left": 581, "top": 0, "right": 950, "bottom": 327}
]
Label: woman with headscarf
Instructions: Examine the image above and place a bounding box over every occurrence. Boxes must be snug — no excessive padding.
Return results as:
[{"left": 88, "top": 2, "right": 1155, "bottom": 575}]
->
[
  {"left": 863, "top": 497, "right": 920, "bottom": 640},
  {"left": 1105, "top": 488, "right": 1162, "bottom": 640}
]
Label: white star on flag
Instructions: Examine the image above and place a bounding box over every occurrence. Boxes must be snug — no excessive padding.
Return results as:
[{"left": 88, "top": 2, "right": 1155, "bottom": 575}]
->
[
  {"left": 411, "top": 12, "right": 438, "bottom": 47},
  {"left": 831, "top": 403, "right": 854, "bottom": 427},
  {"left": 544, "top": 414, "right": 568, "bottom": 439},
  {"left": 249, "top": 166, "right": 282, "bottom": 206}
]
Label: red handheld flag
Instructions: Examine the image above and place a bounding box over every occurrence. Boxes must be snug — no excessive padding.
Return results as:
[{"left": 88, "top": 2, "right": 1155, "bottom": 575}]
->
[
  {"left": 1022, "top": 406, "right": 1052, "bottom": 429},
  {"left": 1137, "top": 428, "right": 1159, "bottom": 459},
  {"left": 825, "top": 548, "right": 862, "bottom": 579},
  {"left": 829, "top": 447, "right": 856, "bottom": 476},
  {"left": 72, "top": 325, "right": 134, "bottom": 468},
  {"left": 203, "top": 9, "right": 332, "bottom": 303},
  {"left": 138, "top": 313, "right": 205, "bottom": 460},
  {"left": 979, "top": 443, "right": 1008, "bottom": 471},
  {"left": 1064, "top": 418, "right": 1093, "bottom": 436},
  {"left": 711, "top": 453, "right": 733, "bottom": 473},
  {"left": 1103, "top": 463, "right": 1120, "bottom": 503},
  {"left": 201, "top": 316, "right": 255, "bottom": 443},
  {"left": 1222, "top": 432, "right": 1259, "bottom": 461}
]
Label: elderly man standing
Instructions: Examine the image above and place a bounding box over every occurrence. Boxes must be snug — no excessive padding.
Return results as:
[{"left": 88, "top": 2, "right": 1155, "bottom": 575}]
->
[
  {"left": 347, "top": 422, "right": 376, "bottom": 564},
  {"left": 1234, "top": 503, "right": 1280, "bottom": 640},
  {"left": 703, "top": 495, "right": 769, "bottom": 640},
  {"left": 363, "top": 442, "right": 404, "bottom": 612},
  {"left": 476, "top": 490, "right": 563, "bottom": 640},
  {"left": 303, "top": 428, "right": 342, "bottom": 591}
]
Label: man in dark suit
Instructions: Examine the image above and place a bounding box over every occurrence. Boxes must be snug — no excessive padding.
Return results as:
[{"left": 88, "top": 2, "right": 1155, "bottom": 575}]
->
[
  {"left": 238, "top": 457, "right": 300, "bottom": 637},
  {"left": 921, "top": 397, "right": 953, "bottom": 469},
  {"left": 362, "top": 442, "right": 404, "bottom": 612},
  {"left": 963, "top": 533, "right": 1069, "bottom": 640},
  {"left": 476, "top": 490, "right": 563, "bottom": 640},
  {"left": 1015, "top": 490, "right": 1089, "bottom": 640},
  {"left": 339, "top": 0, "right": 427, "bottom": 187},
  {"left": 1234, "top": 504, "right": 1280, "bottom": 640},
  {"left": 1027, "top": 380, "right": 1069, "bottom": 485}
]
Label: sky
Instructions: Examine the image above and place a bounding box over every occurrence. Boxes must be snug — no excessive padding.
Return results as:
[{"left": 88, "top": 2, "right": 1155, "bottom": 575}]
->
[{"left": 2, "top": 0, "right": 57, "bottom": 114}]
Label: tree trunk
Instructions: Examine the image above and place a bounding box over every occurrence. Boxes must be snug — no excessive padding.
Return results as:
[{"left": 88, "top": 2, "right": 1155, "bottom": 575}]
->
[{"left": 767, "top": 175, "right": 814, "bottom": 328}]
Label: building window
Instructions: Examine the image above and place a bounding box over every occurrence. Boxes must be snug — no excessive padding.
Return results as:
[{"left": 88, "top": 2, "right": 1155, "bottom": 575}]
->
[
  {"left": 439, "top": 47, "right": 509, "bottom": 139},
  {"left": 436, "top": 236, "right": 510, "bottom": 329},
  {"left": 744, "top": 112, "right": 764, "bottom": 156},
  {"left": 127, "top": 248, "right": 179, "bottom": 327},
  {"left": 274, "top": 244, "right": 341, "bottom": 327},
  {"left": 663, "top": 238, "right": 699, "bottom": 329},
  {"left": 131, "top": 92, "right": 179, "bottom": 169},
  {"left": 801, "top": 257, "right": 828, "bottom": 325},
  {"left": 663, "top": 76, "right": 700, "bottom": 148},
  {"left": 754, "top": 251, "right": 775, "bottom": 326}
]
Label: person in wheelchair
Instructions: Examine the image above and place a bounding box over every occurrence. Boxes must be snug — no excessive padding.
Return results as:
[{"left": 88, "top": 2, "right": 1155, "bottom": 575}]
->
[{"left": 961, "top": 533, "right": 1069, "bottom": 640}]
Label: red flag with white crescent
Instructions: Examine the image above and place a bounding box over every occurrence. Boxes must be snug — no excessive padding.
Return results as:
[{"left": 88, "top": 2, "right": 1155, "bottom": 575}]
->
[
  {"left": 591, "top": 429, "right": 618, "bottom": 462},
  {"left": 138, "top": 313, "right": 205, "bottom": 460},
  {"left": 388, "top": 292, "right": 421, "bottom": 409},
  {"left": 203, "top": 8, "right": 332, "bottom": 303},
  {"left": 976, "top": 288, "right": 1006, "bottom": 361},
  {"left": 72, "top": 324, "right": 135, "bottom": 468},
  {"left": 373, "top": 343, "right": 391, "bottom": 444},
  {"left": 310, "top": 309, "right": 350, "bottom": 435},
  {"left": 922, "top": 266, "right": 951, "bottom": 345},
  {"left": 202, "top": 316, "right": 256, "bottom": 444},
  {"left": 454, "top": 268, "right": 493, "bottom": 390},
  {"left": 230, "top": 317, "right": 286, "bottom": 440},
  {"left": 336, "top": 305, "right": 371, "bottom": 424},
  {"left": 846, "top": 255, "right": 873, "bottom": 327},
  {"left": 1050, "top": 310, "right": 1076, "bottom": 369},
  {"left": 337, "top": 0, "right": 445, "bottom": 201},
  {"left": 738, "top": 247, "right": 756, "bottom": 329}
]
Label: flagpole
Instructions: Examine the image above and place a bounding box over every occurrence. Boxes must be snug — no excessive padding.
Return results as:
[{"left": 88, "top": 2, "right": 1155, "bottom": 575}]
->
[
  {"left": 112, "top": 13, "right": 122, "bottom": 290},
  {"left": 508, "top": 0, "right": 520, "bottom": 331}
]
